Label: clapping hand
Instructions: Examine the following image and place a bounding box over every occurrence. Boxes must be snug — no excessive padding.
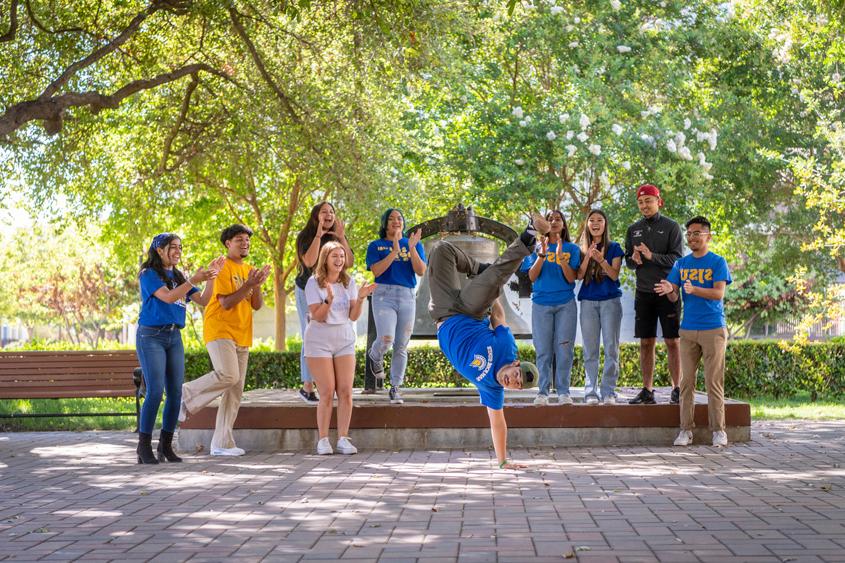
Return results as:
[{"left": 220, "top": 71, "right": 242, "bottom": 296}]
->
[
  {"left": 246, "top": 265, "right": 271, "bottom": 287},
  {"left": 635, "top": 243, "right": 653, "bottom": 261},
  {"left": 654, "top": 279, "right": 674, "bottom": 296},
  {"left": 358, "top": 281, "right": 377, "bottom": 300},
  {"left": 335, "top": 217, "right": 346, "bottom": 239},
  {"left": 588, "top": 243, "right": 603, "bottom": 262},
  {"left": 408, "top": 228, "right": 422, "bottom": 248},
  {"left": 631, "top": 248, "right": 643, "bottom": 265},
  {"left": 392, "top": 227, "right": 401, "bottom": 253},
  {"left": 683, "top": 280, "right": 695, "bottom": 295}
]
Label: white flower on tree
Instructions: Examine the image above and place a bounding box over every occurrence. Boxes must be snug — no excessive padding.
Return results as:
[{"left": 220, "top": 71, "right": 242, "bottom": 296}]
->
[
  {"left": 666, "top": 139, "right": 677, "bottom": 153},
  {"left": 610, "top": 0, "right": 622, "bottom": 10},
  {"left": 588, "top": 144, "right": 602, "bottom": 155},
  {"left": 569, "top": 40, "right": 580, "bottom": 48},
  {"left": 519, "top": 120, "right": 527, "bottom": 127},
  {"left": 566, "top": 130, "right": 574, "bottom": 139},
  {"left": 559, "top": 113, "right": 569, "bottom": 123},
  {"left": 546, "top": 131, "right": 557, "bottom": 141},
  {"left": 579, "top": 114, "right": 591, "bottom": 129},
  {"left": 612, "top": 123, "right": 624, "bottom": 135},
  {"left": 708, "top": 128, "right": 718, "bottom": 150},
  {"left": 622, "top": 160, "right": 631, "bottom": 170},
  {"left": 515, "top": 158, "right": 525, "bottom": 166},
  {"left": 674, "top": 131, "right": 686, "bottom": 146},
  {"left": 573, "top": 16, "right": 581, "bottom": 23},
  {"left": 703, "top": 172, "right": 714, "bottom": 180},
  {"left": 678, "top": 146, "right": 693, "bottom": 160},
  {"left": 565, "top": 24, "right": 574, "bottom": 32},
  {"left": 698, "top": 152, "right": 707, "bottom": 165},
  {"left": 512, "top": 106, "right": 524, "bottom": 118},
  {"left": 617, "top": 45, "right": 632, "bottom": 53},
  {"left": 577, "top": 131, "right": 589, "bottom": 142},
  {"left": 550, "top": 6, "right": 564, "bottom": 15},
  {"left": 566, "top": 144, "right": 577, "bottom": 157},
  {"left": 684, "top": 118, "right": 692, "bottom": 130}
]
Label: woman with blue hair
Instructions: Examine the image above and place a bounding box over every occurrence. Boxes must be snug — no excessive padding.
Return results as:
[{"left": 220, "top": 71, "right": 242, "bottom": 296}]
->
[
  {"left": 365, "top": 209, "right": 427, "bottom": 404},
  {"left": 135, "top": 233, "right": 224, "bottom": 464}
]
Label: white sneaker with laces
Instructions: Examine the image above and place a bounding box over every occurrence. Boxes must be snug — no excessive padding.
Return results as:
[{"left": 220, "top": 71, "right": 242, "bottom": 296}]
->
[
  {"left": 336, "top": 436, "right": 358, "bottom": 455},
  {"left": 601, "top": 395, "right": 618, "bottom": 405},
  {"left": 558, "top": 394, "right": 574, "bottom": 405},
  {"left": 316, "top": 437, "right": 333, "bottom": 455},
  {"left": 533, "top": 394, "right": 549, "bottom": 406},
  {"left": 673, "top": 430, "right": 693, "bottom": 446},
  {"left": 210, "top": 446, "right": 246, "bottom": 456},
  {"left": 585, "top": 395, "right": 599, "bottom": 405},
  {"left": 712, "top": 430, "right": 728, "bottom": 447}
]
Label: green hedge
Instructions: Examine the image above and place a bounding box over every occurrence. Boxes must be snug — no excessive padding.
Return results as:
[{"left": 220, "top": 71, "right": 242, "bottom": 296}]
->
[{"left": 184, "top": 340, "right": 845, "bottom": 399}]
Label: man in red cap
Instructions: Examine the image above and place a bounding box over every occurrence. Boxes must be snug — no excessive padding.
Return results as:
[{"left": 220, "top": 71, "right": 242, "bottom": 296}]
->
[{"left": 624, "top": 184, "right": 684, "bottom": 405}]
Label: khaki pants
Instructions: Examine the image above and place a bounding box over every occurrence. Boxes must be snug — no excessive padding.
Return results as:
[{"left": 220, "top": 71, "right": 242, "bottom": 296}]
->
[
  {"left": 182, "top": 338, "right": 249, "bottom": 450},
  {"left": 679, "top": 328, "right": 727, "bottom": 432}
]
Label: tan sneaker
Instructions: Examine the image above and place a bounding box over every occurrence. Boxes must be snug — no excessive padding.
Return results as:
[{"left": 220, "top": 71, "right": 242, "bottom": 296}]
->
[{"left": 529, "top": 212, "right": 551, "bottom": 236}]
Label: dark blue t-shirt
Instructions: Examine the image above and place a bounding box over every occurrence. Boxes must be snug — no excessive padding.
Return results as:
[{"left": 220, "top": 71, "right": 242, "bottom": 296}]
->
[
  {"left": 137, "top": 269, "right": 198, "bottom": 328},
  {"left": 437, "top": 315, "right": 517, "bottom": 410},
  {"left": 366, "top": 238, "right": 426, "bottom": 288},
  {"left": 667, "top": 251, "right": 732, "bottom": 330},
  {"left": 520, "top": 242, "right": 581, "bottom": 305},
  {"left": 578, "top": 242, "right": 624, "bottom": 301}
]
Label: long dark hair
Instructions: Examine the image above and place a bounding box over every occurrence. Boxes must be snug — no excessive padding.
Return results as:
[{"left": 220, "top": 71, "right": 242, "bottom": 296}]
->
[
  {"left": 545, "top": 209, "right": 571, "bottom": 243},
  {"left": 140, "top": 234, "right": 188, "bottom": 288},
  {"left": 379, "top": 208, "right": 405, "bottom": 239},
  {"left": 583, "top": 209, "right": 610, "bottom": 285},
  {"left": 295, "top": 201, "right": 339, "bottom": 275}
]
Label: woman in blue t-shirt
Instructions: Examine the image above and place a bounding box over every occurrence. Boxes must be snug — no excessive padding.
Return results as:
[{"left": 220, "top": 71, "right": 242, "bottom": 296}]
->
[
  {"left": 135, "top": 233, "right": 224, "bottom": 465},
  {"left": 520, "top": 210, "right": 581, "bottom": 405},
  {"left": 365, "top": 208, "right": 427, "bottom": 404},
  {"left": 576, "top": 209, "right": 624, "bottom": 404}
]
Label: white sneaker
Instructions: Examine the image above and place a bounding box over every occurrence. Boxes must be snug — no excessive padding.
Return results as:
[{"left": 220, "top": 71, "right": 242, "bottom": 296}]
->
[
  {"left": 673, "top": 430, "right": 693, "bottom": 446},
  {"left": 316, "top": 437, "right": 333, "bottom": 455},
  {"left": 210, "top": 446, "right": 246, "bottom": 456},
  {"left": 712, "top": 431, "right": 728, "bottom": 447},
  {"left": 585, "top": 395, "right": 599, "bottom": 405},
  {"left": 336, "top": 436, "right": 358, "bottom": 455},
  {"left": 601, "top": 395, "right": 618, "bottom": 405},
  {"left": 533, "top": 394, "right": 549, "bottom": 406},
  {"left": 558, "top": 394, "right": 574, "bottom": 405}
]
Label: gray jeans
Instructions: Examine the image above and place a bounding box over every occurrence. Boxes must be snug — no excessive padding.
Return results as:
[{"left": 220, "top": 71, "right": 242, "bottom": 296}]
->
[{"left": 427, "top": 238, "right": 531, "bottom": 322}]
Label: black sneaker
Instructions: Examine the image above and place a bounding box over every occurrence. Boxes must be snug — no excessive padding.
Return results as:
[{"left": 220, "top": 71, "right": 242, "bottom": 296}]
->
[
  {"left": 389, "top": 386, "right": 404, "bottom": 404},
  {"left": 628, "top": 387, "right": 656, "bottom": 405},
  {"left": 307, "top": 391, "right": 318, "bottom": 403},
  {"left": 299, "top": 388, "right": 319, "bottom": 403},
  {"left": 368, "top": 350, "right": 385, "bottom": 381},
  {"left": 670, "top": 386, "right": 680, "bottom": 404}
]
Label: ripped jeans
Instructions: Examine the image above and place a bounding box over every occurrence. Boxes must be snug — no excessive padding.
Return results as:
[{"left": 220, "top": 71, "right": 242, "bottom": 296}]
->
[
  {"left": 531, "top": 299, "right": 577, "bottom": 397},
  {"left": 368, "top": 284, "right": 416, "bottom": 387}
]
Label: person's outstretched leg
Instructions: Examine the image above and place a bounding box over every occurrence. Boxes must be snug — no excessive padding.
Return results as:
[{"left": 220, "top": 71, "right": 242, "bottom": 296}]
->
[{"left": 427, "top": 240, "right": 482, "bottom": 322}]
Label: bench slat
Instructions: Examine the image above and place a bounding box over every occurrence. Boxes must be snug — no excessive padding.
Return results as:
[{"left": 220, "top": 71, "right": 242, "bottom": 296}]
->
[
  {"left": 0, "top": 389, "right": 135, "bottom": 398},
  {"left": 0, "top": 367, "right": 137, "bottom": 377}
]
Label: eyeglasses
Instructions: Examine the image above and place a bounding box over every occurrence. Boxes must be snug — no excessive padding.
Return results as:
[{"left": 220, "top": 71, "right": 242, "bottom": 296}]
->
[{"left": 685, "top": 231, "right": 710, "bottom": 239}]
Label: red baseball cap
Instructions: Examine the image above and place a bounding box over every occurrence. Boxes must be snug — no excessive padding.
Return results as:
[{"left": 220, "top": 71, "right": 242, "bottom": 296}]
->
[{"left": 636, "top": 184, "right": 661, "bottom": 199}]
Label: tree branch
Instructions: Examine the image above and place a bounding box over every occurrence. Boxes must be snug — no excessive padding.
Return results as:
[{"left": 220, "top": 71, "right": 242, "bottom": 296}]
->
[
  {"left": 228, "top": 6, "right": 302, "bottom": 124},
  {"left": 0, "top": 0, "right": 19, "bottom": 42},
  {"left": 25, "top": 0, "right": 84, "bottom": 35},
  {"left": 0, "top": 63, "right": 228, "bottom": 137},
  {"left": 158, "top": 74, "right": 198, "bottom": 174}
]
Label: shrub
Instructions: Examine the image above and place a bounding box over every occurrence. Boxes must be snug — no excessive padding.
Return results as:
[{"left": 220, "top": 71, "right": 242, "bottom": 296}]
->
[{"left": 184, "top": 340, "right": 845, "bottom": 398}]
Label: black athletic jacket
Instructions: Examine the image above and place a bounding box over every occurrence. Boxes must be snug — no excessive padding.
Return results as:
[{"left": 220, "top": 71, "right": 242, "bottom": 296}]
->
[{"left": 624, "top": 213, "right": 683, "bottom": 293}]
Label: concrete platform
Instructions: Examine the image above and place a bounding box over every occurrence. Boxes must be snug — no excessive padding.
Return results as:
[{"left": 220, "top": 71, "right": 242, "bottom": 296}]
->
[{"left": 177, "top": 386, "right": 751, "bottom": 452}]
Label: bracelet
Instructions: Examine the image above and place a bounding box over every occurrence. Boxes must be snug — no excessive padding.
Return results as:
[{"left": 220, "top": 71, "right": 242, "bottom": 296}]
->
[
  {"left": 499, "top": 459, "right": 508, "bottom": 468},
  {"left": 536, "top": 253, "right": 547, "bottom": 258}
]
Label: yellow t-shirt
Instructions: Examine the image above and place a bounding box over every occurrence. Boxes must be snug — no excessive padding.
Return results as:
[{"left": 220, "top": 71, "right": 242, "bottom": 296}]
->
[{"left": 203, "top": 259, "right": 254, "bottom": 347}]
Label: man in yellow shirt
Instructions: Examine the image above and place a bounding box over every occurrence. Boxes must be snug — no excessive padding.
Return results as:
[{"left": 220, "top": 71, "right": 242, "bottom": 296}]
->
[{"left": 180, "top": 224, "right": 271, "bottom": 456}]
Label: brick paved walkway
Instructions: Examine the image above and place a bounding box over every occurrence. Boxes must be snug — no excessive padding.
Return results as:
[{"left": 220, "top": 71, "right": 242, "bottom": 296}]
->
[{"left": 1, "top": 420, "right": 843, "bottom": 562}]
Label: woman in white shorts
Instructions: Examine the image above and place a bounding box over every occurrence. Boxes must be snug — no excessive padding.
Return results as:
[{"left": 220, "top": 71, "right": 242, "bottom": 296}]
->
[{"left": 304, "top": 241, "right": 376, "bottom": 455}]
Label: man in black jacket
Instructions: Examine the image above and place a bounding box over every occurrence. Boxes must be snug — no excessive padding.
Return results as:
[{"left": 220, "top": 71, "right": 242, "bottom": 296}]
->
[{"left": 625, "top": 184, "right": 684, "bottom": 404}]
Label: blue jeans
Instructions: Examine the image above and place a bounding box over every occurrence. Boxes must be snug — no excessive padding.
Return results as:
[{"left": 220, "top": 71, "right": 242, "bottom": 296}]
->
[
  {"left": 580, "top": 297, "right": 623, "bottom": 399},
  {"left": 532, "top": 300, "right": 577, "bottom": 396},
  {"left": 368, "top": 284, "right": 416, "bottom": 387},
  {"left": 295, "top": 285, "right": 313, "bottom": 385},
  {"left": 136, "top": 325, "right": 185, "bottom": 434}
]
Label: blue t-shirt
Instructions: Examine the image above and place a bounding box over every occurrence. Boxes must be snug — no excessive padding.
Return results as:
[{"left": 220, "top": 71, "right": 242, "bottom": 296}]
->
[
  {"left": 437, "top": 315, "right": 517, "bottom": 410},
  {"left": 578, "top": 242, "right": 624, "bottom": 301},
  {"left": 366, "top": 238, "right": 426, "bottom": 288},
  {"left": 137, "top": 269, "right": 199, "bottom": 328},
  {"left": 667, "top": 251, "right": 732, "bottom": 330},
  {"left": 520, "top": 242, "right": 581, "bottom": 305}
]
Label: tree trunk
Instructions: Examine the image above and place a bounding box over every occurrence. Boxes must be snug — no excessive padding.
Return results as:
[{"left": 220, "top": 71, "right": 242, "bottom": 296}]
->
[{"left": 273, "top": 264, "right": 287, "bottom": 351}]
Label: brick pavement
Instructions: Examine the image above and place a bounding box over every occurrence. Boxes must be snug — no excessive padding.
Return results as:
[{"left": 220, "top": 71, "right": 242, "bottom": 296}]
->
[{"left": 0, "top": 420, "right": 843, "bottom": 562}]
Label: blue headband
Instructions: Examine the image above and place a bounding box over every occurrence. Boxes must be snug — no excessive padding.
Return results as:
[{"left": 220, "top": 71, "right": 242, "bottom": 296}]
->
[{"left": 150, "top": 233, "right": 174, "bottom": 252}]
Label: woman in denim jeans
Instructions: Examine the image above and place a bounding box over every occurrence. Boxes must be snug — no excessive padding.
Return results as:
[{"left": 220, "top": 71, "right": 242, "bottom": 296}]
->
[
  {"left": 365, "top": 209, "right": 427, "bottom": 404},
  {"left": 135, "top": 233, "right": 224, "bottom": 464},
  {"left": 294, "top": 202, "right": 354, "bottom": 403},
  {"left": 576, "top": 209, "right": 624, "bottom": 404},
  {"left": 520, "top": 210, "right": 581, "bottom": 405}
]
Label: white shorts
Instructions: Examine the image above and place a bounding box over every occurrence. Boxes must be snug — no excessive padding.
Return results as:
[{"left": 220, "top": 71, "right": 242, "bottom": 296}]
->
[{"left": 304, "top": 321, "right": 356, "bottom": 358}]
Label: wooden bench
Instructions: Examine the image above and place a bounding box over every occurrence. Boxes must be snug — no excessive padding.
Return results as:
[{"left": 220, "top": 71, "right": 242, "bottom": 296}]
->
[{"left": 0, "top": 350, "right": 142, "bottom": 422}]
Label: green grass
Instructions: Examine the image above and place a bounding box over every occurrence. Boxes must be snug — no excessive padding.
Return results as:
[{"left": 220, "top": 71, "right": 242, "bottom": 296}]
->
[
  {"left": 0, "top": 398, "right": 138, "bottom": 431},
  {"left": 2, "top": 393, "right": 843, "bottom": 431},
  {"left": 742, "top": 393, "right": 845, "bottom": 421}
]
